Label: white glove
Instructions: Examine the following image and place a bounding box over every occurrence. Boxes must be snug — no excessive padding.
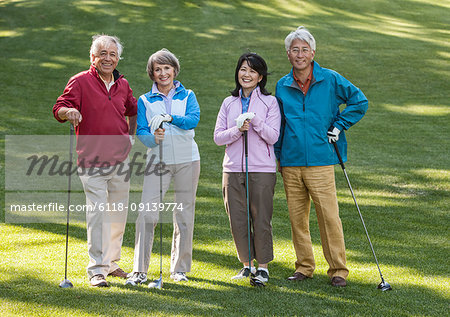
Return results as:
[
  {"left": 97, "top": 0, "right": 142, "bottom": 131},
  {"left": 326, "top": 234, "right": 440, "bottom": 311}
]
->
[
  {"left": 235, "top": 112, "right": 256, "bottom": 129},
  {"left": 129, "top": 135, "right": 135, "bottom": 145},
  {"left": 327, "top": 126, "right": 341, "bottom": 143},
  {"left": 149, "top": 114, "right": 172, "bottom": 133}
]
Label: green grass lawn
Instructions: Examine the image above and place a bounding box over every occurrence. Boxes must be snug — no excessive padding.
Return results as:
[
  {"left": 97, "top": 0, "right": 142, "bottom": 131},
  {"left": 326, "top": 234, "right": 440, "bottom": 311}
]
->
[{"left": 1, "top": 0, "right": 449, "bottom": 316}]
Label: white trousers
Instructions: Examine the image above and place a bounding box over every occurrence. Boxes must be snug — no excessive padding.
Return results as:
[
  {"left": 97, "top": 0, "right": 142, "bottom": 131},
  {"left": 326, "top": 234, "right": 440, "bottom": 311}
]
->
[
  {"left": 132, "top": 160, "right": 200, "bottom": 274},
  {"left": 78, "top": 158, "right": 130, "bottom": 278}
]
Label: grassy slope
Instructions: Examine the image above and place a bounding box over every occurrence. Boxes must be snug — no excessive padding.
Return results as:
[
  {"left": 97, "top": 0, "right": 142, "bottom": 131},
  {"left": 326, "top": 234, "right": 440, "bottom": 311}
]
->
[{"left": 0, "top": 0, "right": 449, "bottom": 316}]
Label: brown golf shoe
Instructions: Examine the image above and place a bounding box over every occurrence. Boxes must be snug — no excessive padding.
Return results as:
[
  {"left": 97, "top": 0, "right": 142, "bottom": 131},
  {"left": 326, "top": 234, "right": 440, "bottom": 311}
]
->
[
  {"left": 331, "top": 276, "right": 347, "bottom": 287},
  {"left": 287, "top": 272, "right": 309, "bottom": 281},
  {"left": 108, "top": 267, "right": 129, "bottom": 279}
]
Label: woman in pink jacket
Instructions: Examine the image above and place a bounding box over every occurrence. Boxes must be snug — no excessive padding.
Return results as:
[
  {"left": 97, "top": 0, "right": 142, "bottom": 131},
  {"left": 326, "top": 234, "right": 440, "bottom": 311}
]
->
[{"left": 214, "top": 53, "right": 281, "bottom": 284}]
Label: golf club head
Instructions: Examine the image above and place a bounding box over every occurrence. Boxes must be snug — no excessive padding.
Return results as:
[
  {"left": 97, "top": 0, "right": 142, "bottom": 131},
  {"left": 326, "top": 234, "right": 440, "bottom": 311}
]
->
[
  {"left": 250, "top": 276, "right": 265, "bottom": 288},
  {"left": 59, "top": 278, "right": 73, "bottom": 288},
  {"left": 377, "top": 281, "right": 392, "bottom": 291},
  {"left": 148, "top": 277, "right": 163, "bottom": 289}
]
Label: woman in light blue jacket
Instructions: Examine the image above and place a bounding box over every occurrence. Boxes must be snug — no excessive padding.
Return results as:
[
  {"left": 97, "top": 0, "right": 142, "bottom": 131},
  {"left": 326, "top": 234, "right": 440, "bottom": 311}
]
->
[
  {"left": 214, "top": 53, "right": 280, "bottom": 284},
  {"left": 126, "top": 49, "right": 200, "bottom": 286}
]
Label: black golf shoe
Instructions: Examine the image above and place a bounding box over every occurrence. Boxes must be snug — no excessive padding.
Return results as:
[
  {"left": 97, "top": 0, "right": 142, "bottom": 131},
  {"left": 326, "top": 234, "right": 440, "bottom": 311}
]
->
[
  {"left": 231, "top": 267, "right": 256, "bottom": 280},
  {"left": 125, "top": 272, "right": 148, "bottom": 286},
  {"left": 170, "top": 272, "right": 188, "bottom": 282},
  {"left": 254, "top": 269, "right": 269, "bottom": 283}
]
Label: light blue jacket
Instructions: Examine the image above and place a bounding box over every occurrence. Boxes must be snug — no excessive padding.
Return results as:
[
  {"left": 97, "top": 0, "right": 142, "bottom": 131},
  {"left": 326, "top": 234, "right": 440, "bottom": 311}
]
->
[
  {"left": 137, "top": 81, "right": 200, "bottom": 164},
  {"left": 274, "top": 61, "right": 368, "bottom": 166}
]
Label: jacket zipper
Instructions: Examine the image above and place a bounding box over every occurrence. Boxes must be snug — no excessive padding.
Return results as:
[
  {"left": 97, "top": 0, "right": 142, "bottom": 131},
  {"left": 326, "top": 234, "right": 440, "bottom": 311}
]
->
[
  {"left": 95, "top": 70, "right": 119, "bottom": 101},
  {"left": 108, "top": 81, "right": 116, "bottom": 100},
  {"left": 302, "top": 78, "right": 316, "bottom": 166},
  {"left": 303, "top": 93, "right": 308, "bottom": 166}
]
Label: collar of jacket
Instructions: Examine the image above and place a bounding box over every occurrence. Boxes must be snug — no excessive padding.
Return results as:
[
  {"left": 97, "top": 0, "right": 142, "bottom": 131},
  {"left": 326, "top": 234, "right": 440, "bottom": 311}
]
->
[
  {"left": 284, "top": 61, "right": 324, "bottom": 89},
  {"left": 149, "top": 80, "right": 184, "bottom": 98},
  {"left": 89, "top": 65, "right": 123, "bottom": 82},
  {"left": 236, "top": 85, "right": 262, "bottom": 99}
]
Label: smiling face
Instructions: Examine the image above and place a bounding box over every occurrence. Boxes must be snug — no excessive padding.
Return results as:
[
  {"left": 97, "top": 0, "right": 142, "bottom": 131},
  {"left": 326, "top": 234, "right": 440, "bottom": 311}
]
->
[
  {"left": 287, "top": 39, "right": 315, "bottom": 73},
  {"left": 153, "top": 62, "right": 175, "bottom": 92},
  {"left": 238, "top": 60, "right": 262, "bottom": 97},
  {"left": 91, "top": 42, "right": 119, "bottom": 80}
]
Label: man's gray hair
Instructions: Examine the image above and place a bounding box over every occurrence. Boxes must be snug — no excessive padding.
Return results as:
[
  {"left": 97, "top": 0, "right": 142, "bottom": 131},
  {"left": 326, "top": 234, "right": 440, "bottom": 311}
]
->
[
  {"left": 284, "top": 26, "right": 316, "bottom": 52},
  {"left": 146, "top": 48, "right": 180, "bottom": 81},
  {"left": 90, "top": 34, "right": 123, "bottom": 63}
]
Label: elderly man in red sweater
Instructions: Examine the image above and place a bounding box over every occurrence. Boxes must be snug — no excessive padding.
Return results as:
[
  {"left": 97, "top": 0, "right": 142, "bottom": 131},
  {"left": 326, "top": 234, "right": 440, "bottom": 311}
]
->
[{"left": 53, "top": 34, "right": 137, "bottom": 287}]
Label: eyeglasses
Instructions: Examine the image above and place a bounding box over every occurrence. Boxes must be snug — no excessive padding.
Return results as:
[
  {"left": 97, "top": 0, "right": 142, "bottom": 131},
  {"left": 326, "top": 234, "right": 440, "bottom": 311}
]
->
[{"left": 289, "top": 48, "right": 311, "bottom": 56}]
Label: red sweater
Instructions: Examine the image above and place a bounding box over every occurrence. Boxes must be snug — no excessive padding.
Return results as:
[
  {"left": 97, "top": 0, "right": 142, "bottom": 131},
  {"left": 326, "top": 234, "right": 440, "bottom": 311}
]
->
[{"left": 53, "top": 65, "right": 137, "bottom": 167}]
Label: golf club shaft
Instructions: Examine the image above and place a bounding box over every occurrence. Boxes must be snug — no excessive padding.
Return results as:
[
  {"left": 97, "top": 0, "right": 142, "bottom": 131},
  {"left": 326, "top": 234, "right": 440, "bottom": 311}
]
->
[
  {"left": 64, "top": 124, "right": 74, "bottom": 280},
  {"left": 244, "top": 131, "right": 251, "bottom": 269},
  {"left": 332, "top": 142, "right": 386, "bottom": 282},
  {"left": 159, "top": 124, "right": 163, "bottom": 278}
]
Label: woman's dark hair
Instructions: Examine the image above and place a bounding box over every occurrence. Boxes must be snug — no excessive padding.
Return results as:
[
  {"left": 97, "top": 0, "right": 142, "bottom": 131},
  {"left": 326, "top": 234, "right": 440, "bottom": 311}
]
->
[{"left": 231, "top": 52, "right": 271, "bottom": 97}]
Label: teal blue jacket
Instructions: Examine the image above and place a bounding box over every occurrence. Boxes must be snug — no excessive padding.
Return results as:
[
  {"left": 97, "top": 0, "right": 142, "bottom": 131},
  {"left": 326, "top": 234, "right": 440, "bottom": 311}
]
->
[{"left": 274, "top": 61, "right": 368, "bottom": 166}]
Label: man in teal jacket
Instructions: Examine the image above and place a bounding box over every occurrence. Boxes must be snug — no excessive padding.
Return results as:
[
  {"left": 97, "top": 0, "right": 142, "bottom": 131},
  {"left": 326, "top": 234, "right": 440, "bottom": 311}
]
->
[{"left": 274, "top": 26, "right": 368, "bottom": 287}]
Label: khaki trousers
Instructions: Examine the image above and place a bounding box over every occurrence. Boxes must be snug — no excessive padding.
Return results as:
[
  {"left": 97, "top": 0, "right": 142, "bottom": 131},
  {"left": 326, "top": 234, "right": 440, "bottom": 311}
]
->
[
  {"left": 282, "top": 165, "right": 348, "bottom": 279},
  {"left": 78, "top": 158, "right": 130, "bottom": 279},
  {"left": 133, "top": 160, "right": 200, "bottom": 273},
  {"left": 223, "top": 172, "right": 276, "bottom": 264}
]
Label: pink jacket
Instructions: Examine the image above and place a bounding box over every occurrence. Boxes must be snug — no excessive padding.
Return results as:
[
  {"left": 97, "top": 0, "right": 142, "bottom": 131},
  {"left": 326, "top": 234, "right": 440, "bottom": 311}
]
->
[{"left": 214, "top": 87, "right": 281, "bottom": 172}]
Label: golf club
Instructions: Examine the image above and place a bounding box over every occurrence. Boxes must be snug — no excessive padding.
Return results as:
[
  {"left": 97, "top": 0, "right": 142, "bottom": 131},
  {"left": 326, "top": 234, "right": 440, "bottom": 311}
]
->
[
  {"left": 332, "top": 142, "right": 392, "bottom": 291},
  {"left": 149, "top": 123, "right": 164, "bottom": 289},
  {"left": 244, "top": 130, "right": 265, "bottom": 288},
  {"left": 59, "top": 124, "right": 74, "bottom": 288}
]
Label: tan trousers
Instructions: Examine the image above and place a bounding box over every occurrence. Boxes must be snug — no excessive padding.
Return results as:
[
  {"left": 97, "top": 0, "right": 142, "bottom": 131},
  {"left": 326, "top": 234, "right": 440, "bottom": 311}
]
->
[
  {"left": 78, "top": 158, "right": 130, "bottom": 279},
  {"left": 282, "top": 165, "right": 348, "bottom": 279},
  {"left": 222, "top": 172, "right": 276, "bottom": 264},
  {"left": 133, "top": 160, "right": 200, "bottom": 274}
]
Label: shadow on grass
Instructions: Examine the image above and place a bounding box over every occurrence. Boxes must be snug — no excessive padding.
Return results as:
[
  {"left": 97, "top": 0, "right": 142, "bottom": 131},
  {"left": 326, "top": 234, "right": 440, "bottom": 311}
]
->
[{"left": 0, "top": 272, "right": 447, "bottom": 316}]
